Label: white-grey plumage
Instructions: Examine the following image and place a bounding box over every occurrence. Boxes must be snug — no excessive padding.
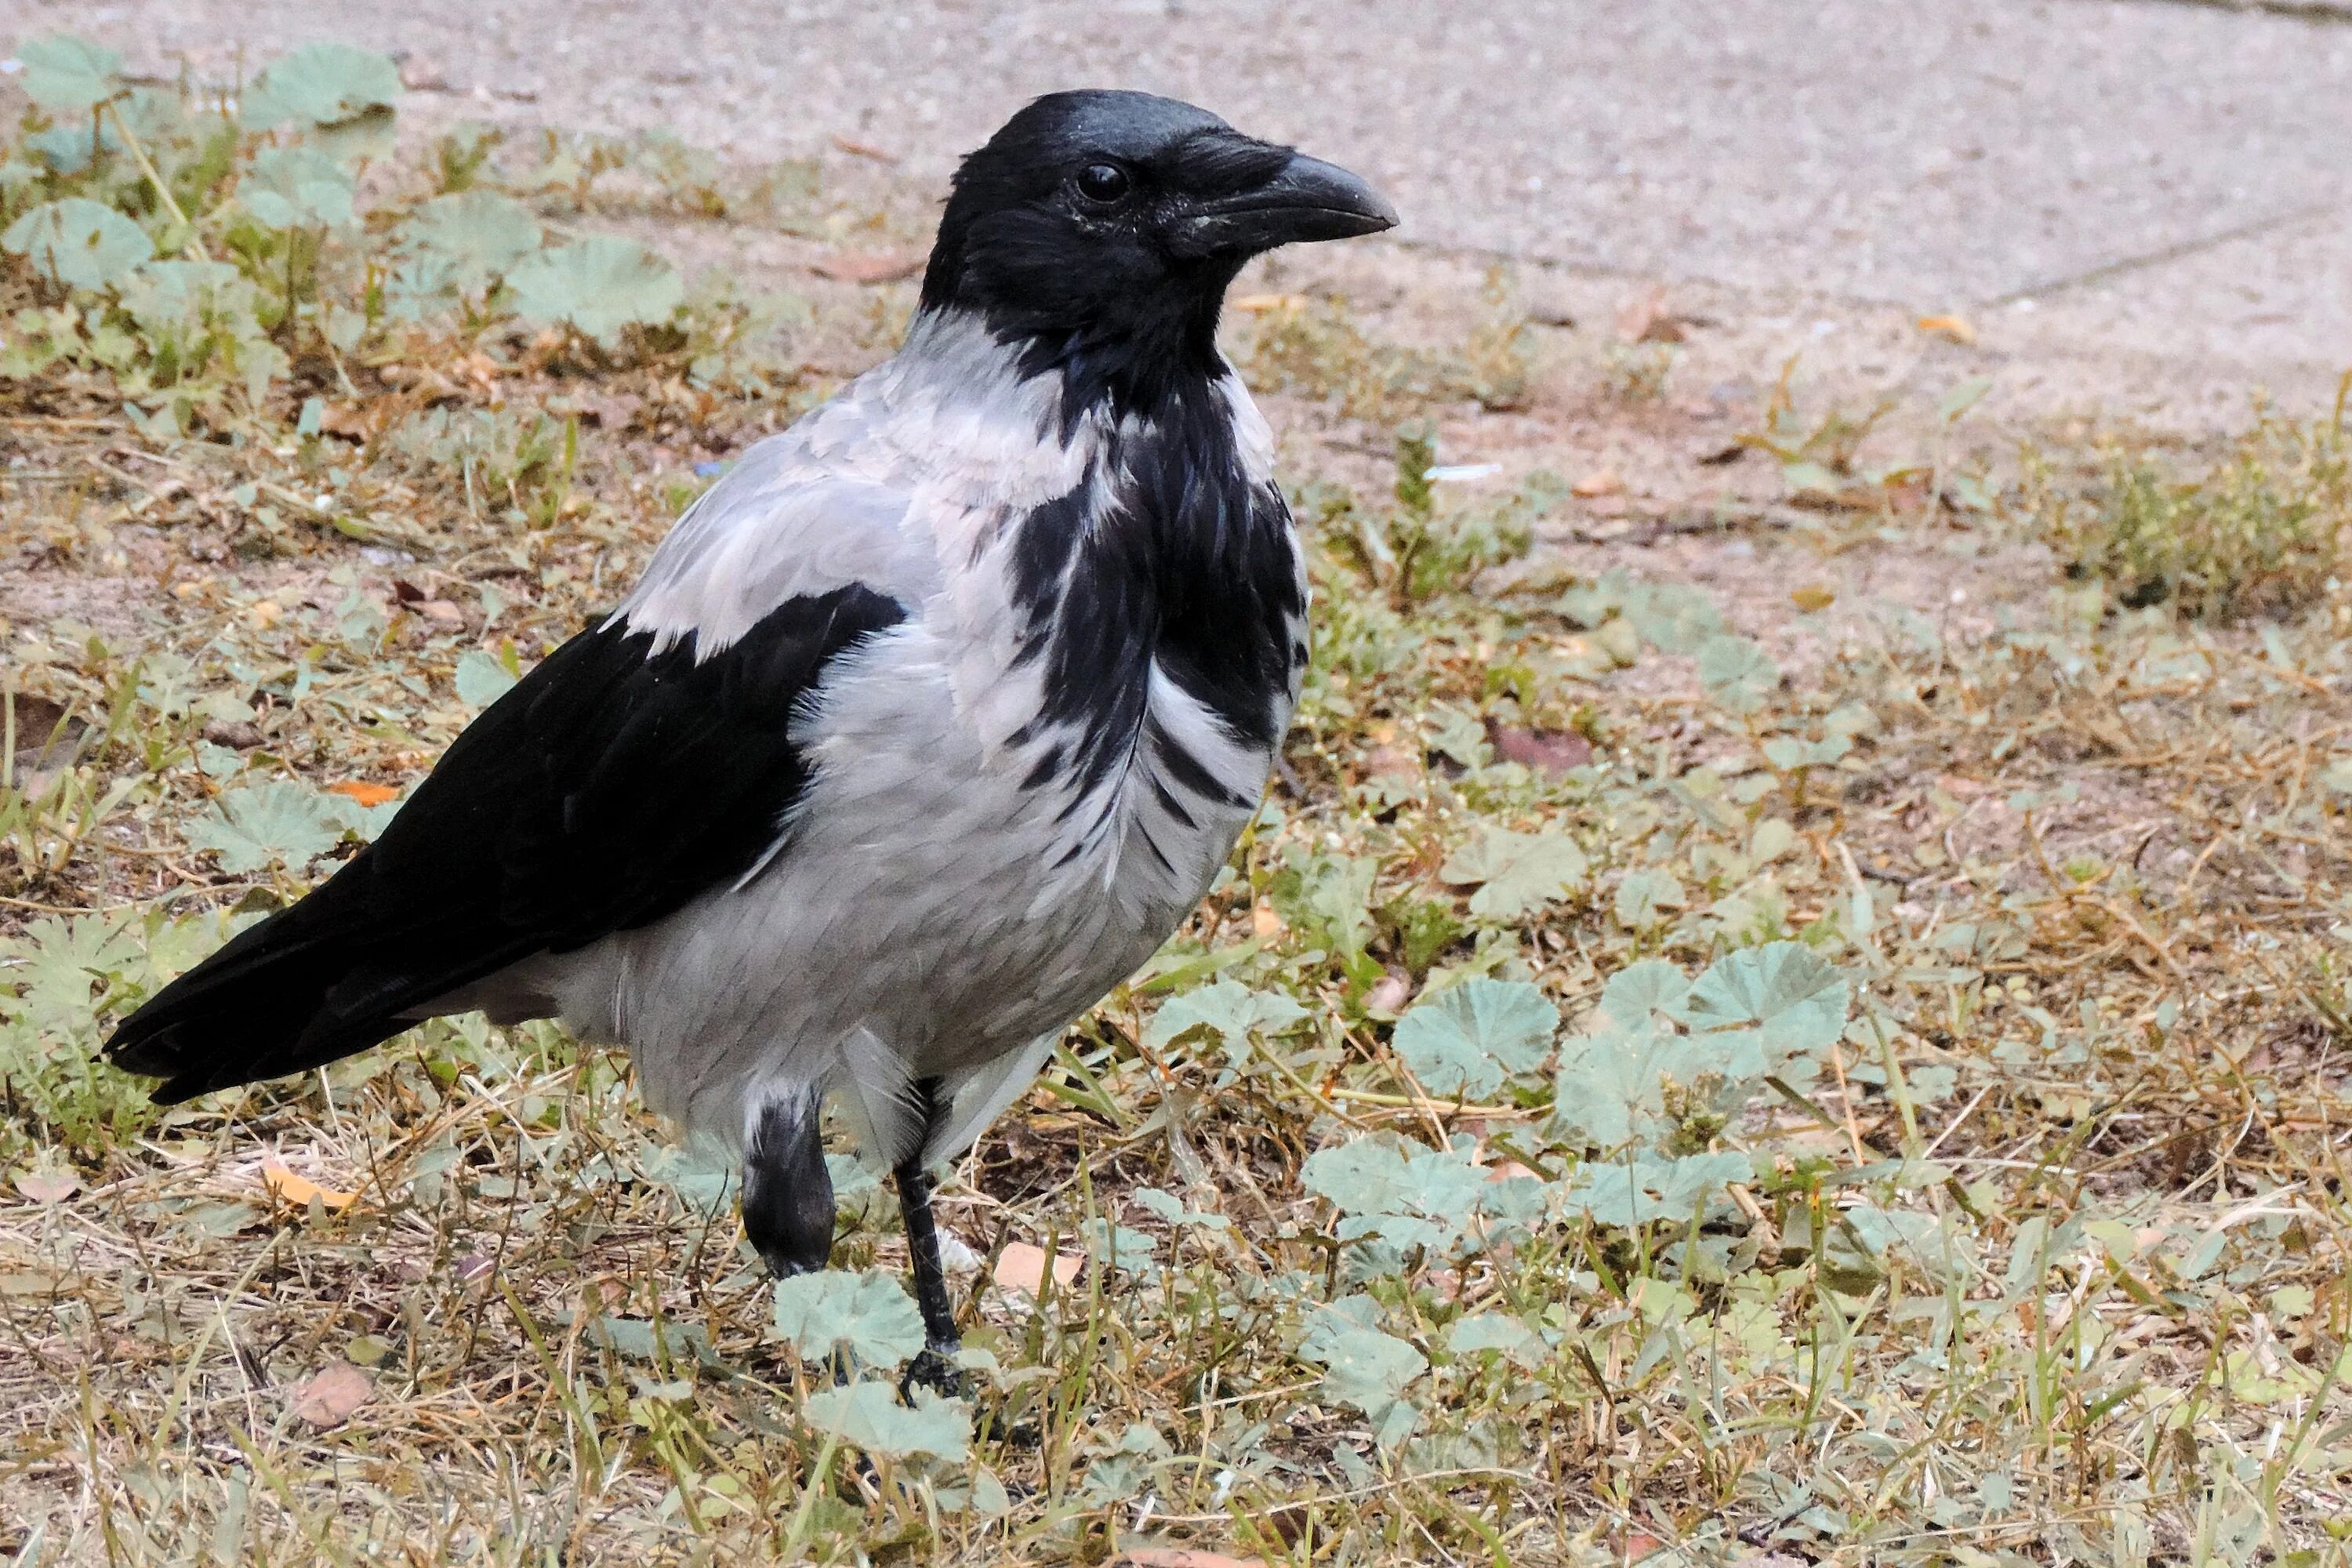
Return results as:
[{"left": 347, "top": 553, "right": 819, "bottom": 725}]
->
[
  {"left": 474, "top": 310, "right": 1293, "bottom": 1166},
  {"left": 107, "top": 89, "right": 1397, "bottom": 1392}
]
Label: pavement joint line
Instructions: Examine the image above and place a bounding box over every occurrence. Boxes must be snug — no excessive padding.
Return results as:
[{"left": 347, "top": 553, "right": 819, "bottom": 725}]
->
[
  {"left": 2116, "top": 0, "right": 2352, "bottom": 24},
  {"left": 1987, "top": 200, "right": 2349, "bottom": 307}
]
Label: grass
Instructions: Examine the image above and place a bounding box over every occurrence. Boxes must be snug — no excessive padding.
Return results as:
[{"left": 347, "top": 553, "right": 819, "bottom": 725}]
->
[
  {"left": 2023, "top": 388, "right": 2352, "bottom": 622},
  {"left": 5, "top": 33, "right": 2352, "bottom": 1568}
]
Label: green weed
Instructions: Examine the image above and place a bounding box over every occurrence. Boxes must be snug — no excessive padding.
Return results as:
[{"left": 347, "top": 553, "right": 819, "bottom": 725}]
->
[
  {"left": 1305, "top": 428, "right": 1545, "bottom": 608},
  {"left": 1600, "top": 340, "right": 1676, "bottom": 403},
  {"left": 2025, "top": 387, "right": 2352, "bottom": 620}
]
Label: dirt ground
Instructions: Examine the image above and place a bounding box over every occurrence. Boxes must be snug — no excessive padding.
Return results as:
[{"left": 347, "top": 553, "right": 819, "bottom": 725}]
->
[{"left": 7, "top": 29, "right": 2352, "bottom": 1564}]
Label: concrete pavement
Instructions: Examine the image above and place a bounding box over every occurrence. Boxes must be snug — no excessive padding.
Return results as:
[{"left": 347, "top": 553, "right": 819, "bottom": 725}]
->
[{"left": 13, "top": 0, "right": 2352, "bottom": 415}]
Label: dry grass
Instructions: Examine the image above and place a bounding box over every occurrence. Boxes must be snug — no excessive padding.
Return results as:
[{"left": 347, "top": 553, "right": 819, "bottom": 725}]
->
[{"left": 5, "top": 38, "right": 2352, "bottom": 1568}]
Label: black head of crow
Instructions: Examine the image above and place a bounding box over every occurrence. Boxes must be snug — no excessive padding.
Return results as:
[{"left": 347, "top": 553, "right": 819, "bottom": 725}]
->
[
  {"left": 105, "top": 91, "right": 1392, "bottom": 1398},
  {"left": 924, "top": 90, "right": 1396, "bottom": 411}
]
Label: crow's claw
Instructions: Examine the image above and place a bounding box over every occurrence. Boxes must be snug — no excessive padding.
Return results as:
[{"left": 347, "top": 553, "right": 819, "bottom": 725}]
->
[{"left": 900, "top": 1345, "right": 968, "bottom": 1402}]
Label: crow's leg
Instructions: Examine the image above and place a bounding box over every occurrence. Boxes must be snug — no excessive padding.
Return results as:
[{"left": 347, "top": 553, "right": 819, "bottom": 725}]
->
[
  {"left": 742, "top": 1087, "right": 835, "bottom": 1279},
  {"left": 895, "top": 1076, "right": 966, "bottom": 1399}
]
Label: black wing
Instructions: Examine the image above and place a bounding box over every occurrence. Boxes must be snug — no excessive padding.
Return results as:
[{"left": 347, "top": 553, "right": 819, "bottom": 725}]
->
[{"left": 107, "top": 585, "right": 906, "bottom": 1102}]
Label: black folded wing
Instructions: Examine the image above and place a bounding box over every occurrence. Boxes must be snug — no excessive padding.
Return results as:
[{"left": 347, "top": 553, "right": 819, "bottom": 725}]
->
[{"left": 107, "top": 585, "right": 906, "bottom": 1102}]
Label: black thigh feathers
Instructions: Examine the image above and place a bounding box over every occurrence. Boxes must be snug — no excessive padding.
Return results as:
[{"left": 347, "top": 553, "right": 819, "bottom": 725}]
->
[{"left": 107, "top": 586, "right": 906, "bottom": 1103}]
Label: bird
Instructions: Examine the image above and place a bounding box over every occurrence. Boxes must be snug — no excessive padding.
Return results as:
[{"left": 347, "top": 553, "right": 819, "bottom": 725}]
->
[{"left": 106, "top": 89, "right": 1396, "bottom": 1395}]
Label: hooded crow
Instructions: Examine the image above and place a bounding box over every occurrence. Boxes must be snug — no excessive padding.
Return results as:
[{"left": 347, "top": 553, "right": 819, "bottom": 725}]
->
[{"left": 107, "top": 89, "right": 1396, "bottom": 1393}]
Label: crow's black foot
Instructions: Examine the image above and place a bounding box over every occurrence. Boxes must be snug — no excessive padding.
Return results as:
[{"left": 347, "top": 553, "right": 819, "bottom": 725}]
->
[{"left": 900, "top": 1343, "right": 968, "bottom": 1402}]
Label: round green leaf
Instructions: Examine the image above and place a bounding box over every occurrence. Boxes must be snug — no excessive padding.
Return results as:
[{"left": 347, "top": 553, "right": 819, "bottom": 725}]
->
[
  {"left": 802, "top": 1383, "right": 971, "bottom": 1461},
  {"left": 771, "top": 1270, "right": 925, "bottom": 1366},
  {"left": 1446, "top": 1312, "right": 1544, "bottom": 1367},
  {"left": 454, "top": 649, "right": 521, "bottom": 710},
  {"left": 2, "top": 198, "right": 153, "bottom": 291},
  {"left": 4, "top": 197, "right": 154, "bottom": 292},
  {"left": 1301, "top": 1139, "right": 1411, "bottom": 1216},
  {"left": 1142, "top": 978, "right": 1307, "bottom": 1058},
  {"left": 242, "top": 42, "right": 402, "bottom": 129},
  {"left": 1307, "top": 1324, "right": 1426, "bottom": 1439},
  {"left": 1697, "top": 633, "right": 1779, "bottom": 714},
  {"left": 1593, "top": 958, "right": 1692, "bottom": 1033},
  {"left": 184, "top": 782, "right": 346, "bottom": 875},
  {"left": 15, "top": 34, "right": 122, "bottom": 111},
  {"left": 1439, "top": 827, "right": 1588, "bottom": 920},
  {"left": 1392, "top": 978, "right": 1558, "bottom": 1099},
  {"left": 1613, "top": 866, "right": 1686, "bottom": 930},
  {"left": 508, "top": 235, "right": 684, "bottom": 344},
  {"left": 241, "top": 147, "right": 356, "bottom": 230},
  {"left": 1682, "top": 940, "right": 1850, "bottom": 1075},
  {"left": 1563, "top": 1149, "right": 1754, "bottom": 1227},
  {"left": 403, "top": 190, "right": 542, "bottom": 291}
]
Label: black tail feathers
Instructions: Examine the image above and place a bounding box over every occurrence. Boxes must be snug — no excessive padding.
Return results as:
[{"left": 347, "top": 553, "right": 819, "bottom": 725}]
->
[
  {"left": 103, "top": 866, "right": 506, "bottom": 1104},
  {"left": 107, "top": 889, "right": 378, "bottom": 1102}
]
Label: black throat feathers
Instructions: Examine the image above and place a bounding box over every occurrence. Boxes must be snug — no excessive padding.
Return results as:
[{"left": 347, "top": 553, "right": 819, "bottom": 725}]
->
[{"left": 1004, "top": 355, "right": 1301, "bottom": 804}]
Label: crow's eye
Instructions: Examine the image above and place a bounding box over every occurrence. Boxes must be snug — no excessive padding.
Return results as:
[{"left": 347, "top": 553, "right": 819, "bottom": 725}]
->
[{"left": 1076, "top": 162, "right": 1131, "bottom": 205}]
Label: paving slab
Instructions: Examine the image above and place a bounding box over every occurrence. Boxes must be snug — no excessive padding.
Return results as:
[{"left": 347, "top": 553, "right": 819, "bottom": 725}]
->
[{"left": 12, "top": 0, "right": 2352, "bottom": 414}]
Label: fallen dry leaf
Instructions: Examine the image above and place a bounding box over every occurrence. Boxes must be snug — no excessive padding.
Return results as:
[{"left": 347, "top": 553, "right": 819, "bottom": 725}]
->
[
  {"left": 814, "top": 251, "right": 922, "bottom": 284},
  {"left": 13, "top": 1170, "right": 78, "bottom": 1203},
  {"left": 1524, "top": 295, "right": 1577, "bottom": 328},
  {"left": 993, "top": 1241, "right": 1083, "bottom": 1296},
  {"left": 397, "top": 56, "right": 452, "bottom": 92},
  {"left": 327, "top": 781, "right": 399, "bottom": 808},
  {"left": 376, "top": 362, "right": 460, "bottom": 398},
  {"left": 418, "top": 599, "right": 466, "bottom": 625},
  {"left": 1615, "top": 284, "right": 1689, "bottom": 343},
  {"left": 1790, "top": 583, "right": 1836, "bottom": 612},
  {"left": 1250, "top": 903, "right": 1285, "bottom": 939},
  {"left": 203, "top": 718, "right": 263, "bottom": 749},
  {"left": 1915, "top": 313, "right": 1976, "bottom": 346},
  {"left": 550, "top": 390, "right": 644, "bottom": 430},
  {"left": 262, "top": 1161, "right": 358, "bottom": 1214},
  {"left": 291, "top": 1362, "right": 372, "bottom": 1428},
  {"left": 1484, "top": 719, "right": 1595, "bottom": 774},
  {"left": 1572, "top": 468, "right": 1624, "bottom": 499},
  {"left": 318, "top": 402, "right": 372, "bottom": 440},
  {"left": 1116, "top": 1548, "right": 1269, "bottom": 1568}
]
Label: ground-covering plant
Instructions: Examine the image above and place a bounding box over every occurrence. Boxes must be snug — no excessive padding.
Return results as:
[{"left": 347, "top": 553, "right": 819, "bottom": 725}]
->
[
  {"left": 2023, "top": 387, "right": 2352, "bottom": 622},
  {"left": 5, "top": 33, "right": 2352, "bottom": 1568}
]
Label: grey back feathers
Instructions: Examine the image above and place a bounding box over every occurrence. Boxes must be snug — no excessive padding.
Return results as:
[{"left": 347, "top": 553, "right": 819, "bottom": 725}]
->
[
  {"left": 488, "top": 306, "right": 1301, "bottom": 1167},
  {"left": 618, "top": 314, "right": 1089, "bottom": 657}
]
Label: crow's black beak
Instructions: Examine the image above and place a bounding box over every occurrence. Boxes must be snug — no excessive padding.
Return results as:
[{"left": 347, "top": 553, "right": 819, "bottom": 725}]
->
[{"left": 1171, "top": 151, "right": 1399, "bottom": 259}]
